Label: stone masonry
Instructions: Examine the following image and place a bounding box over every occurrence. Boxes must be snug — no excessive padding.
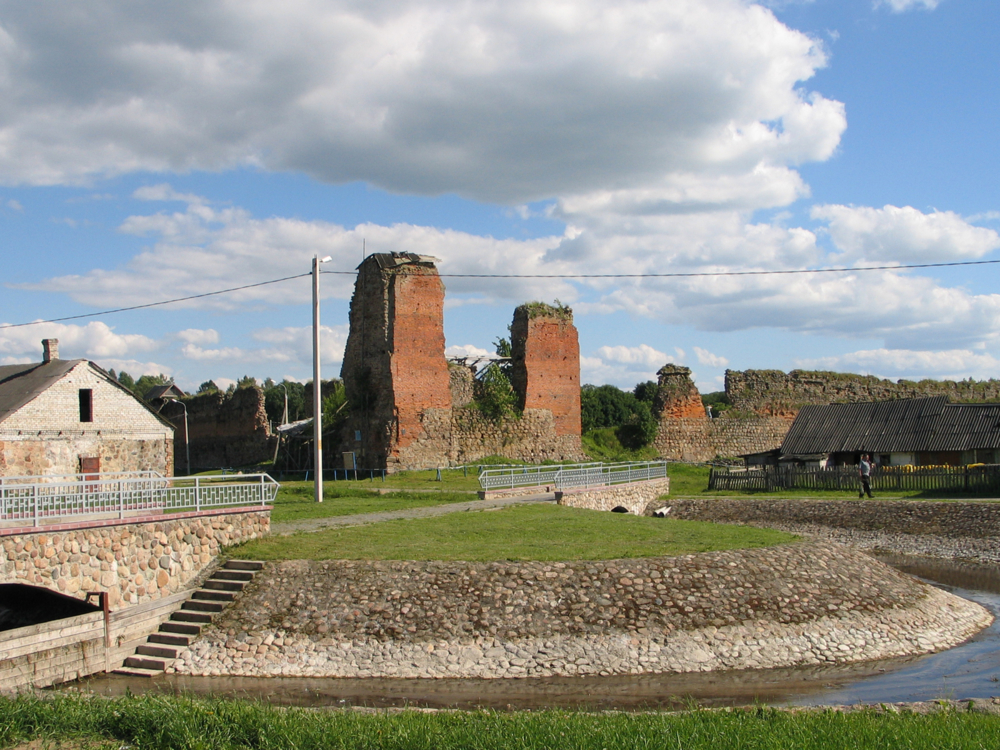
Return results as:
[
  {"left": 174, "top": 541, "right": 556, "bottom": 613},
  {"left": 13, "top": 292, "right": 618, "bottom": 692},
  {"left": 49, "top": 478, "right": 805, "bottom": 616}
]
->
[
  {"left": 556, "top": 478, "right": 670, "bottom": 515},
  {"left": 652, "top": 364, "right": 789, "bottom": 462},
  {"left": 0, "top": 509, "right": 269, "bottom": 610},
  {"left": 340, "top": 255, "right": 583, "bottom": 470},
  {"left": 173, "top": 541, "right": 991, "bottom": 679}
]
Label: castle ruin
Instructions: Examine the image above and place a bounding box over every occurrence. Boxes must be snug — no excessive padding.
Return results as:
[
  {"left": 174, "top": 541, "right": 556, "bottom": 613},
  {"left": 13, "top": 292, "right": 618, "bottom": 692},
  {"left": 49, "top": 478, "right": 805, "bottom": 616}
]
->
[{"left": 339, "top": 253, "right": 584, "bottom": 471}]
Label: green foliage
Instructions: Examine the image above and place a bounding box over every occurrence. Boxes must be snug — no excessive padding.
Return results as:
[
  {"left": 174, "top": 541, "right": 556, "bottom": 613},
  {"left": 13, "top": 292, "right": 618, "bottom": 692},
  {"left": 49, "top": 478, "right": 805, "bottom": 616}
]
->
[
  {"left": 263, "top": 380, "right": 306, "bottom": 424},
  {"left": 474, "top": 362, "right": 518, "bottom": 421},
  {"left": 518, "top": 299, "right": 573, "bottom": 320},
  {"left": 197, "top": 380, "right": 220, "bottom": 394},
  {"left": 581, "top": 427, "right": 659, "bottom": 462},
  {"left": 236, "top": 375, "right": 257, "bottom": 389},
  {"left": 321, "top": 380, "right": 349, "bottom": 430},
  {"left": 633, "top": 380, "right": 658, "bottom": 403},
  {"left": 133, "top": 373, "right": 170, "bottom": 399},
  {"left": 702, "top": 390, "right": 732, "bottom": 417},
  {"left": 581, "top": 383, "right": 658, "bottom": 449},
  {"left": 116, "top": 370, "right": 135, "bottom": 391}
]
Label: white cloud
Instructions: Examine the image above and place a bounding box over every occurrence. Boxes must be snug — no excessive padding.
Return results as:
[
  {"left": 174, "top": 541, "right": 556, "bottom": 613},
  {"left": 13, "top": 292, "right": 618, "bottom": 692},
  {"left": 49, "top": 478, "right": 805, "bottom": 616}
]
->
[
  {"left": 596, "top": 343, "right": 670, "bottom": 368},
  {"left": 174, "top": 328, "right": 220, "bottom": 346},
  {"left": 694, "top": 346, "right": 729, "bottom": 368},
  {"left": 445, "top": 344, "right": 493, "bottom": 359},
  {"left": 796, "top": 348, "right": 999, "bottom": 380},
  {"left": 876, "top": 0, "right": 939, "bottom": 12},
  {"left": 811, "top": 204, "right": 1000, "bottom": 262},
  {"left": 251, "top": 325, "right": 349, "bottom": 368},
  {"left": 0, "top": 321, "right": 158, "bottom": 360},
  {"left": 0, "top": 0, "right": 842, "bottom": 209},
  {"left": 133, "top": 183, "right": 205, "bottom": 204},
  {"left": 582, "top": 344, "right": 679, "bottom": 387},
  {"left": 6, "top": 198, "right": 22, "bottom": 211}
]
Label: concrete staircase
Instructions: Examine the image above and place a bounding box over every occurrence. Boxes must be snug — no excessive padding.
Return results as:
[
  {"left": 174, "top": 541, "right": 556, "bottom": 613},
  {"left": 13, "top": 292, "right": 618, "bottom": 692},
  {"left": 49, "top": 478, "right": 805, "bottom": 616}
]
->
[{"left": 113, "top": 560, "right": 264, "bottom": 677}]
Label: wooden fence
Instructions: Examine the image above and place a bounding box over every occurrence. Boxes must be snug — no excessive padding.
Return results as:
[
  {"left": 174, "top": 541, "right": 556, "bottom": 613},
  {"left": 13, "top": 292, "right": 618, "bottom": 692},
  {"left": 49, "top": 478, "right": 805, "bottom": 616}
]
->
[{"left": 708, "top": 464, "right": 1000, "bottom": 493}]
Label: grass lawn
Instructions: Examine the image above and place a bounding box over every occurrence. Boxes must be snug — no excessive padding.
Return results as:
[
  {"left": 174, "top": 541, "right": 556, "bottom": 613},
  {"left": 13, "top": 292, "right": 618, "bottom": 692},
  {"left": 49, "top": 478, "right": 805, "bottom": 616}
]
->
[
  {"left": 268, "top": 481, "right": 476, "bottom": 524},
  {"left": 230, "top": 502, "right": 796, "bottom": 561},
  {"left": 4, "top": 694, "right": 999, "bottom": 750}
]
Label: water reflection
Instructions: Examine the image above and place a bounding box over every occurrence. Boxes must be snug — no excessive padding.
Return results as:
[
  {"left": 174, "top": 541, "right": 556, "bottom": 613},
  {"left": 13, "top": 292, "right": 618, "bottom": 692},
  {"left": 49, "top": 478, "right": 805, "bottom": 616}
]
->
[{"left": 71, "top": 555, "right": 1000, "bottom": 710}]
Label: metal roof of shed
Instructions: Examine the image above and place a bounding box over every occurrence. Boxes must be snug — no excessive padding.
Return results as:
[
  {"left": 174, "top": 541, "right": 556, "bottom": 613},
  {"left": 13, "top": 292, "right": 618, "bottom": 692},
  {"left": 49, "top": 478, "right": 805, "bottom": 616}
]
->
[{"left": 779, "top": 396, "right": 1000, "bottom": 455}]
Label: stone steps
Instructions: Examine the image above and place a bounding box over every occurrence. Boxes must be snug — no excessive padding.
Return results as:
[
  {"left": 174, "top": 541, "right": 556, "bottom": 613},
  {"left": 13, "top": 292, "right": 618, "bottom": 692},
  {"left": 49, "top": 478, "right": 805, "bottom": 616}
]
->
[{"left": 112, "top": 560, "right": 264, "bottom": 678}]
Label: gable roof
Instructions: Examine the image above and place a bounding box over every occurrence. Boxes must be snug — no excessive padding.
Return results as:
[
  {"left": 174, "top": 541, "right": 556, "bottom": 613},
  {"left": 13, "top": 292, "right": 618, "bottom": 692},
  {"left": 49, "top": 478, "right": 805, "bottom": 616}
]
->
[
  {"left": 0, "top": 360, "right": 81, "bottom": 425},
  {"left": 0, "top": 359, "right": 175, "bottom": 430},
  {"left": 779, "top": 396, "right": 1000, "bottom": 455},
  {"left": 145, "top": 383, "right": 186, "bottom": 401}
]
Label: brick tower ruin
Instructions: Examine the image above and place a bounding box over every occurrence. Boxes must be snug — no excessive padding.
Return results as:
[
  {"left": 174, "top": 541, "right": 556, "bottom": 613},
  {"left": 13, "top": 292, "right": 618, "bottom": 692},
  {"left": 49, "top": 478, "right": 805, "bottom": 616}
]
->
[
  {"left": 340, "top": 253, "right": 452, "bottom": 470},
  {"left": 510, "top": 303, "right": 582, "bottom": 438}
]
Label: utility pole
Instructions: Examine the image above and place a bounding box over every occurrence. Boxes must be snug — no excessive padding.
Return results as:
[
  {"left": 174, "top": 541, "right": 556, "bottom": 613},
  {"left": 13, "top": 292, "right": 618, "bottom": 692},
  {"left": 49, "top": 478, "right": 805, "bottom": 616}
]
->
[{"left": 312, "top": 255, "right": 331, "bottom": 502}]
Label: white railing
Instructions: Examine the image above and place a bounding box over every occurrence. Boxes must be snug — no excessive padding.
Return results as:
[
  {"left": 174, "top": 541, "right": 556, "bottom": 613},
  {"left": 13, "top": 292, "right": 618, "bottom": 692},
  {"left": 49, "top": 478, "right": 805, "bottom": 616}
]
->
[
  {"left": 479, "top": 461, "right": 667, "bottom": 491},
  {"left": 0, "top": 473, "right": 278, "bottom": 528}
]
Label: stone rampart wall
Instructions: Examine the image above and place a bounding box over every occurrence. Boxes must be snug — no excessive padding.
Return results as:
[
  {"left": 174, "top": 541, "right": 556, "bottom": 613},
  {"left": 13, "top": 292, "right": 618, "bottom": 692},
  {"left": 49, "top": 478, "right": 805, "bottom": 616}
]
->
[
  {"left": 556, "top": 478, "right": 669, "bottom": 515},
  {"left": 0, "top": 509, "right": 270, "bottom": 611},
  {"left": 726, "top": 369, "right": 1000, "bottom": 416},
  {"left": 654, "top": 415, "right": 791, "bottom": 461},
  {"left": 0, "top": 437, "right": 173, "bottom": 479},
  {"left": 174, "top": 541, "right": 991, "bottom": 679}
]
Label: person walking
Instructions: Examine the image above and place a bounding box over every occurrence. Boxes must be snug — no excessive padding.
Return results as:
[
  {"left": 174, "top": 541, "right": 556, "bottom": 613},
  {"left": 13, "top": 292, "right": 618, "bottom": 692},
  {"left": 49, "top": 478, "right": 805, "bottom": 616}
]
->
[{"left": 858, "top": 453, "right": 874, "bottom": 499}]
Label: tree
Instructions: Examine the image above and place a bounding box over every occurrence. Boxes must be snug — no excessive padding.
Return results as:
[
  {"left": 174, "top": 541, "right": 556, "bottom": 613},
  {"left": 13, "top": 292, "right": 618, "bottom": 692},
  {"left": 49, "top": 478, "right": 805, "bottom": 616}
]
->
[
  {"left": 236, "top": 375, "right": 257, "bottom": 389},
  {"left": 263, "top": 380, "right": 306, "bottom": 424},
  {"left": 197, "top": 380, "right": 219, "bottom": 394},
  {"left": 117, "top": 371, "right": 136, "bottom": 391},
  {"left": 634, "top": 380, "right": 658, "bottom": 404},
  {"left": 322, "top": 380, "right": 349, "bottom": 431},
  {"left": 580, "top": 383, "right": 658, "bottom": 449},
  {"left": 133, "top": 374, "right": 170, "bottom": 399}
]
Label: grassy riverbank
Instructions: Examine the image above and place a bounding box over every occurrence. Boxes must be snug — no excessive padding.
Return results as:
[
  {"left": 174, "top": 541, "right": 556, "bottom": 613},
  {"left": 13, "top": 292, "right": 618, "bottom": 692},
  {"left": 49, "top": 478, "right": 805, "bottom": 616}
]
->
[
  {"left": 3, "top": 694, "right": 998, "bottom": 750},
  {"left": 232, "top": 503, "right": 795, "bottom": 561}
]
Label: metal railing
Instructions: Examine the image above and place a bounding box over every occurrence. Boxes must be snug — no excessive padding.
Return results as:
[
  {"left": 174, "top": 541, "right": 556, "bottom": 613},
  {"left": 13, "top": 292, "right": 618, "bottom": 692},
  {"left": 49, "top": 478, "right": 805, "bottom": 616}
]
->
[
  {"left": 0, "top": 473, "right": 278, "bottom": 528},
  {"left": 479, "top": 461, "right": 667, "bottom": 491}
]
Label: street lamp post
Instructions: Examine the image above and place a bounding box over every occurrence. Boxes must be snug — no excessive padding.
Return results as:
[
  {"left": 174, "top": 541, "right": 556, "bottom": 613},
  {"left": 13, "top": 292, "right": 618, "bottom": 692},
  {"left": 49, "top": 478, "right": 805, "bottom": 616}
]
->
[
  {"left": 313, "top": 254, "right": 332, "bottom": 503},
  {"left": 165, "top": 396, "right": 190, "bottom": 476}
]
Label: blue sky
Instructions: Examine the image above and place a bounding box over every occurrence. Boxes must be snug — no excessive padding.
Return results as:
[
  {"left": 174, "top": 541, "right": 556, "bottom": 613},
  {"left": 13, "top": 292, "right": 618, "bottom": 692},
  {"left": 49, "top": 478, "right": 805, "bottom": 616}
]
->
[{"left": 1, "top": 0, "right": 998, "bottom": 395}]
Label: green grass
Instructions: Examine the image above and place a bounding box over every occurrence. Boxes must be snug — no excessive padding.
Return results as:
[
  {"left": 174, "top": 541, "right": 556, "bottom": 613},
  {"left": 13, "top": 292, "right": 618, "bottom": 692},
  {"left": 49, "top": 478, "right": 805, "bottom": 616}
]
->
[
  {"left": 3, "top": 694, "right": 999, "bottom": 750},
  {"left": 269, "top": 482, "right": 475, "bottom": 524},
  {"left": 581, "top": 428, "right": 659, "bottom": 462},
  {"left": 229, "top": 502, "right": 796, "bottom": 561}
]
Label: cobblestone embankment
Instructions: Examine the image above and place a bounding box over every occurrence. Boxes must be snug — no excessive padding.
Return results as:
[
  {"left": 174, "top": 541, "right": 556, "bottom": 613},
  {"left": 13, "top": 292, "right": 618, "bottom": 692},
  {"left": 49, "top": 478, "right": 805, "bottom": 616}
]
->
[
  {"left": 172, "top": 541, "right": 991, "bottom": 679},
  {"left": 663, "top": 498, "right": 1000, "bottom": 564}
]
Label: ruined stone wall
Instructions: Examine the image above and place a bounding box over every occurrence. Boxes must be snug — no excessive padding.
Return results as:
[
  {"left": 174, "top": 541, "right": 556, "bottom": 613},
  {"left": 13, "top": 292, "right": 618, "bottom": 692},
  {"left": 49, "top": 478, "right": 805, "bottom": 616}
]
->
[
  {"left": 449, "top": 408, "right": 586, "bottom": 465},
  {"left": 448, "top": 364, "right": 475, "bottom": 408},
  {"left": 340, "top": 255, "right": 452, "bottom": 471},
  {"left": 511, "top": 305, "right": 581, "bottom": 438},
  {"left": 726, "top": 369, "right": 1000, "bottom": 416},
  {"left": 652, "top": 364, "right": 789, "bottom": 461},
  {"left": 162, "top": 387, "right": 275, "bottom": 472}
]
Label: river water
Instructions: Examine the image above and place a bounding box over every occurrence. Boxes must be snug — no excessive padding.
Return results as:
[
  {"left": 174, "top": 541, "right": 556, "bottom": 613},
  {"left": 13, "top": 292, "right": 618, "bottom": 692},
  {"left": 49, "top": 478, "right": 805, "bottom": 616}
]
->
[{"left": 72, "top": 555, "right": 1000, "bottom": 710}]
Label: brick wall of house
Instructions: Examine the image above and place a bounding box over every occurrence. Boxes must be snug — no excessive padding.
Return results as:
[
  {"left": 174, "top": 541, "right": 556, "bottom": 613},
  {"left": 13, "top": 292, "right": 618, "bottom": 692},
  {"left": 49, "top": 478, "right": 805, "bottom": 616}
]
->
[
  {"left": 510, "top": 305, "right": 582, "bottom": 438},
  {"left": 0, "top": 362, "right": 174, "bottom": 477}
]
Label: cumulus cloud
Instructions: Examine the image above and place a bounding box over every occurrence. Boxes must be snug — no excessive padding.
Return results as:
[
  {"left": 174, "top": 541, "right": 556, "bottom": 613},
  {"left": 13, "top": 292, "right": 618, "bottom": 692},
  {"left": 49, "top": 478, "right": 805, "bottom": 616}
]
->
[
  {"left": 133, "top": 183, "right": 205, "bottom": 204},
  {"left": 445, "top": 344, "right": 493, "bottom": 359},
  {"left": 174, "top": 328, "right": 220, "bottom": 346},
  {"left": 796, "top": 348, "right": 999, "bottom": 380},
  {"left": 0, "top": 0, "right": 842, "bottom": 207},
  {"left": 694, "top": 346, "right": 729, "bottom": 367},
  {"left": 0, "top": 321, "right": 158, "bottom": 360},
  {"left": 812, "top": 204, "right": 1000, "bottom": 262},
  {"left": 582, "top": 344, "right": 680, "bottom": 388},
  {"left": 6, "top": 198, "right": 21, "bottom": 211},
  {"left": 596, "top": 343, "right": 671, "bottom": 368},
  {"left": 251, "top": 325, "right": 350, "bottom": 367}
]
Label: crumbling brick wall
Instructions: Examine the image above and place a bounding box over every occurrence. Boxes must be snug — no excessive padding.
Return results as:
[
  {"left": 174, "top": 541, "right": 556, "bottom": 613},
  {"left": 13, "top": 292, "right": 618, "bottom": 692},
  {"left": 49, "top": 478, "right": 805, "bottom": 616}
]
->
[
  {"left": 510, "top": 303, "right": 582, "bottom": 438},
  {"left": 161, "top": 386, "right": 275, "bottom": 472},
  {"left": 340, "top": 254, "right": 453, "bottom": 471}
]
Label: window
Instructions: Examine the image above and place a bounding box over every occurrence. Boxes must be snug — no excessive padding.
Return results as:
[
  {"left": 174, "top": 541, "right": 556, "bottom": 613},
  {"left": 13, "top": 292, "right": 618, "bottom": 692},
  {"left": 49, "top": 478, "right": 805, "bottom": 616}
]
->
[{"left": 79, "top": 389, "right": 93, "bottom": 422}]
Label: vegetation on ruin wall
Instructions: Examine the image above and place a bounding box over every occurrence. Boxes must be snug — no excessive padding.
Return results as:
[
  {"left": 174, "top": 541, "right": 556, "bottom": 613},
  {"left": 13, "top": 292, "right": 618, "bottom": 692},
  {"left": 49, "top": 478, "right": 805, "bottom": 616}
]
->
[
  {"left": 517, "top": 299, "right": 573, "bottom": 320},
  {"left": 3, "top": 694, "right": 998, "bottom": 750},
  {"left": 581, "top": 383, "right": 658, "bottom": 451}
]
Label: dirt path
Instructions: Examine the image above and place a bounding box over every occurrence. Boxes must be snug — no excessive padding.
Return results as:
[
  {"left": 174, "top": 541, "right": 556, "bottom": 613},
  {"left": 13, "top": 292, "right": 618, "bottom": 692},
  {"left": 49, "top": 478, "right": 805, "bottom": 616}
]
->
[{"left": 271, "top": 493, "right": 556, "bottom": 535}]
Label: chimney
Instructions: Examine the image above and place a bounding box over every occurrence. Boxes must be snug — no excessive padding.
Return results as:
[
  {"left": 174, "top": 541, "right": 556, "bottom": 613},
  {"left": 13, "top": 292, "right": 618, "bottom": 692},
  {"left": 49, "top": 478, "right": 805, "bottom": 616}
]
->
[{"left": 42, "top": 339, "right": 59, "bottom": 363}]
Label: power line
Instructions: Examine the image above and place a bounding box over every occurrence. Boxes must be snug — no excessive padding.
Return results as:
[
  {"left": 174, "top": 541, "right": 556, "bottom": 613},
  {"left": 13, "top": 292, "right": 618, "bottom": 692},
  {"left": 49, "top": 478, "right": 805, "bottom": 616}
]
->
[
  {"left": 3, "top": 256, "right": 997, "bottom": 330},
  {"left": 0, "top": 273, "right": 310, "bottom": 330}
]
